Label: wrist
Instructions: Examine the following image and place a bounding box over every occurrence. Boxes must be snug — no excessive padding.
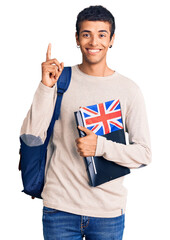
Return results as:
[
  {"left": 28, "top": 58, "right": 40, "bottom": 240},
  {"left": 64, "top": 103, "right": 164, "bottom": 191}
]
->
[{"left": 41, "top": 80, "right": 55, "bottom": 88}]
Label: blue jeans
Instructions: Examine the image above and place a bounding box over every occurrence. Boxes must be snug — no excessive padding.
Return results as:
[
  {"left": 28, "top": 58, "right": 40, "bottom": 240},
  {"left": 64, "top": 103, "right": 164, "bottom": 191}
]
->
[{"left": 42, "top": 206, "right": 125, "bottom": 240}]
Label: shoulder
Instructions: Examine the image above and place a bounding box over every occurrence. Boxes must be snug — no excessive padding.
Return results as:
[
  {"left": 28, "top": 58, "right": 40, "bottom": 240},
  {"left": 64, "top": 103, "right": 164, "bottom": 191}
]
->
[
  {"left": 115, "top": 72, "right": 146, "bottom": 114},
  {"left": 115, "top": 71, "right": 144, "bottom": 103},
  {"left": 115, "top": 71, "right": 141, "bottom": 93}
]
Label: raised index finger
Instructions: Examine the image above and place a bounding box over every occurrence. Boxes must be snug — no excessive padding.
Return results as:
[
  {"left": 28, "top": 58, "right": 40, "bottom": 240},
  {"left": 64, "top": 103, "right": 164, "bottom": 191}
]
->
[{"left": 46, "top": 43, "right": 51, "bottom": 61}]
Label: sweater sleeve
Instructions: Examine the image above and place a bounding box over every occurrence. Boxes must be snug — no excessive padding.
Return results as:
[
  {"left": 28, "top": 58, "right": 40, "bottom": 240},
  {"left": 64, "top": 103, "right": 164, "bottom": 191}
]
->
[
  {"left": 94, "top": 87, "right": 152, "bottom": 169},
  {"left": 20, "top": 81, "right": 57, "bottom": 146}
]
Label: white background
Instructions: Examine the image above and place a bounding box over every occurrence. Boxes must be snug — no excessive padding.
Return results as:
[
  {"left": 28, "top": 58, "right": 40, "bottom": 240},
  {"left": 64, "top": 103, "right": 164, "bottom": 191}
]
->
[{"left": 0, "top": 0, "right": 170, "bottom": 239}]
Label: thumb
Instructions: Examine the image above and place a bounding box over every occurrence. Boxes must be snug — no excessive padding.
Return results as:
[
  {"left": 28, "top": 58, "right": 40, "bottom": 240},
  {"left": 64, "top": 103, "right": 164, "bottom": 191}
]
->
[
  {"left": 60, "top": 62, "right": 64, "bottom": 71},
  {"left": 78, "top": 126, "right": 93, "bottom": 135},
  {"left": 57, "top": 62, "right": 64, "bottom": 79}
]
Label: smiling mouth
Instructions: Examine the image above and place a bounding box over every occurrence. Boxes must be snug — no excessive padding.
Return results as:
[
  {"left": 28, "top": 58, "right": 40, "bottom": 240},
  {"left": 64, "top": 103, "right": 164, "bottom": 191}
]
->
[{"left": 86, "top": 48, "right": 101, "bottom": 54}]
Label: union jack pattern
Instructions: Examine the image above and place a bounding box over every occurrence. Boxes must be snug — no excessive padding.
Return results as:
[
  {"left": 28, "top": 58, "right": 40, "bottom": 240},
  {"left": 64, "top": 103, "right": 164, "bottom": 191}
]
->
[{"left": 79, "top": 99, "right": 123, "bottom": 136}]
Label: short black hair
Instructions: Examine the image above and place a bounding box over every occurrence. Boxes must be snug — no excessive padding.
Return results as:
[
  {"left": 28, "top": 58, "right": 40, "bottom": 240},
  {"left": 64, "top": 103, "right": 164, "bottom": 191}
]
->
[{"left": 76, "top": 5, "right": 115, "bottom": 40}]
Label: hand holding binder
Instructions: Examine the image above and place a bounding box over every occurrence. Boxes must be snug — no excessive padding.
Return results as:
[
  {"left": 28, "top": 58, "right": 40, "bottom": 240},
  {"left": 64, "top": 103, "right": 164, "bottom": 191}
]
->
[
  {"left": 75, "top": 125, "right": 98, "bottom": 175},
  {"left": 75, "top": 125, "right": 98, "bottom": 157}
]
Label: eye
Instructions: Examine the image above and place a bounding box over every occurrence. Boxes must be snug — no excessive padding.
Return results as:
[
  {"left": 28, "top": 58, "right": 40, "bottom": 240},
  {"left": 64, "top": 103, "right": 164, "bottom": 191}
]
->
[
  {"left": 83, "top": 33, "right": 90, "bottom": 38},
  {"left": 99, "top": 34, "right": 106, "bottom": 38}
]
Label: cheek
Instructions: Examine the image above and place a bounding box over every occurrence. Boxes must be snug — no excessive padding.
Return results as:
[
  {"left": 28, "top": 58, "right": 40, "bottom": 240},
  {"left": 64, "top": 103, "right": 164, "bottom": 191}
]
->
[
  {"left": 78, "top": 37, "right": 88, "bottom": 45},
  {"left": 101, "top": 39, "right": 110, "bottom": 47}
]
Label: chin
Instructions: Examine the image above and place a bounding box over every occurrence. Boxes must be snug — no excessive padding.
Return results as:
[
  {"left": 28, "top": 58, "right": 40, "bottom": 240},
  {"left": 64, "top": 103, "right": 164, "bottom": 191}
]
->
[
  {"left": 82, "top": 53, "right": 105, "bottom": 65},
  {"left": 85, "top": 58, "right": 104, "bottom": 65}
]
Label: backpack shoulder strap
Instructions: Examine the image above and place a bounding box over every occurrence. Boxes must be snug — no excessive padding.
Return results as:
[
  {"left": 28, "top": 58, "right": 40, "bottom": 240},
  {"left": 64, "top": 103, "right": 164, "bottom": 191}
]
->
[
  {"left": 57, "top": 66, "right": 72, "bottom": 95},
  {"left": 55, "top": 66, "right": 72, "bottom": 120},
  {"left": 44, "top": 66, "right": 72, "bottom": 147}
]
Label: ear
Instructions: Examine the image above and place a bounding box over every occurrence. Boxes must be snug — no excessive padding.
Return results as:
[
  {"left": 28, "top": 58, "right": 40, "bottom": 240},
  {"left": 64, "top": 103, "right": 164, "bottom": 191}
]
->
[
  {"left": 110, "top": 33, "right": 115, "bottom": 46},
  {"left": 75, "top": 32, "right": 80, "bottom": 46}
]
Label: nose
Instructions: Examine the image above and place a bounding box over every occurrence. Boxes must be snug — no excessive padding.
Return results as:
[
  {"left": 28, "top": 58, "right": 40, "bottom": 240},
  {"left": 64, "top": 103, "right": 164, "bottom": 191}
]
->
[{"left": 89, "top": 35, "right": 98, "bottom": 46}]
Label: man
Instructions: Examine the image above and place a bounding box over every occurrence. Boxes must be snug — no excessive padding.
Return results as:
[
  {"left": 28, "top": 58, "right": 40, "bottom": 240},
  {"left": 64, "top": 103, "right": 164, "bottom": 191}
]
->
[{"left": 20, "top": 5, "right": 151, "bottom": 240}]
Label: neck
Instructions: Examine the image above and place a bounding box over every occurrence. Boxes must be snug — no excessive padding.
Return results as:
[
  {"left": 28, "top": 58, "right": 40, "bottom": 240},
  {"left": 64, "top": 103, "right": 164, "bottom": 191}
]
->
[{"left": 78, "top": 60, "right": 115, "bottom": 77}]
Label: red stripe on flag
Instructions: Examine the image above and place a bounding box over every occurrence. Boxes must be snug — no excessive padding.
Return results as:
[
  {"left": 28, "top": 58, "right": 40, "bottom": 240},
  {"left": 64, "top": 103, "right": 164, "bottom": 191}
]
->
[
  {"left": 110, "top": 121, "right": 123, "bottom": 129},
  {"left": 82, "top": 107, "right": 98, "bottom": 115}
]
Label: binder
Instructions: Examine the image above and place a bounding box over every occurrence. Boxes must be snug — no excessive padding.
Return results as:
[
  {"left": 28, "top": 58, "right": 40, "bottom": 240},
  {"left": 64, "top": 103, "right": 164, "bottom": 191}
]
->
[{"left": 74, "top": 99, "right": 130, "bottom": 187}]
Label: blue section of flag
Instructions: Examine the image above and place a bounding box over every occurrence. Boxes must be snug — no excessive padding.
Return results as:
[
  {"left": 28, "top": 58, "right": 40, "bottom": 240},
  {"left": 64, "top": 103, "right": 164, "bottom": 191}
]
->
[
  {"left": 115, "top": 103, "right": 120, "bottom": 111},
  {"left": 87, "top": 104, "right": 98, "bottom": 112},
  {"left": 105, "top": 100, "right": 114, "bottom": 110},
  {"left": 95, "top": 126, "right": 104, "bottom": 135},
  {"left": 117, "top": 118, "right": 122, "bottom": 124},
  {"left": 83, "top": 112, "right": 91, "bottom": 118},
  {"left": 87, "top": 125, "right": 94, "bottom": 131}
]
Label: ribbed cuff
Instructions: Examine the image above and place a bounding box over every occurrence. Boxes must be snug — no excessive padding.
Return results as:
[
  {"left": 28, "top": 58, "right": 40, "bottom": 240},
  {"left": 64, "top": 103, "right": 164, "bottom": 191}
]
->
[
  {"left": 39, "top": 81, "right": 56, "bottom": 94},
  {"left": 95, "top": 135, "right": 106, "bottom": 156}
]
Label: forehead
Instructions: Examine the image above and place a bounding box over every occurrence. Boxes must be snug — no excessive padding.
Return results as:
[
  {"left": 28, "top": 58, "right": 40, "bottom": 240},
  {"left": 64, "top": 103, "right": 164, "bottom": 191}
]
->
[{"left": 79, "top": 20, "right": 111, "bottom": 33}]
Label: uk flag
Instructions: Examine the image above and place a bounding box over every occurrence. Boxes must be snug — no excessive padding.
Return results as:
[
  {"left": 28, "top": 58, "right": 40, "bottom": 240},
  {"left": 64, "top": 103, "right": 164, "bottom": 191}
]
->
[{"left": 79, "top": 99, "right": 123, "bottom": 136}]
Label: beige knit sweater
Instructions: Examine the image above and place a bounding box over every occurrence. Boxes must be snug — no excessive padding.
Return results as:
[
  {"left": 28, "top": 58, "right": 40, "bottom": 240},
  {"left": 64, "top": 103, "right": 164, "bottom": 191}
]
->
[{"left": 20, "top": 64, "right": 152, "bottom": 218}]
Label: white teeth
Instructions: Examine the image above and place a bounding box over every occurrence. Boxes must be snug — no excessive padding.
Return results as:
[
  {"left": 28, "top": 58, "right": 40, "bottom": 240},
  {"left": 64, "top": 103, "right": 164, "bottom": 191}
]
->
[{"left": 88, "top": 49, "right": 100, "bottom": 53}]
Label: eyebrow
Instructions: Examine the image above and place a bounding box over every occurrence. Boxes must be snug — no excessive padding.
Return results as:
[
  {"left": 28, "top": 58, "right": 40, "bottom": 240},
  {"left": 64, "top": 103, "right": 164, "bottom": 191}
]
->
[{"left": 80, "top": 30, "right": 109, "bottom": 34}]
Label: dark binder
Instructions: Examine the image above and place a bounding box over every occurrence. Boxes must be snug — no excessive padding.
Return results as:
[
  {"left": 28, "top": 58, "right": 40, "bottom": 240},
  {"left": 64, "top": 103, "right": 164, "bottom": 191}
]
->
[{"left": 74, "top": 99, "right": 130, "bottom": 187}]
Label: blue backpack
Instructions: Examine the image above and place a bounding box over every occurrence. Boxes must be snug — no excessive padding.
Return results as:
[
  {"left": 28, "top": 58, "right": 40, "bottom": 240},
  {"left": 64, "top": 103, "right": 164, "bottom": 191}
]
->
[{"left": 19, "top": 67, "right": 72, "bottom": 199}]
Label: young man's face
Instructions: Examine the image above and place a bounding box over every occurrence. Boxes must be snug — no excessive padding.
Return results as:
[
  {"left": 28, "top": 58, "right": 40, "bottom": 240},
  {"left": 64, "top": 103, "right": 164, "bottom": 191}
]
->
[{"left": 76, "top": 20, "right": 115, "bottom": 65}]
